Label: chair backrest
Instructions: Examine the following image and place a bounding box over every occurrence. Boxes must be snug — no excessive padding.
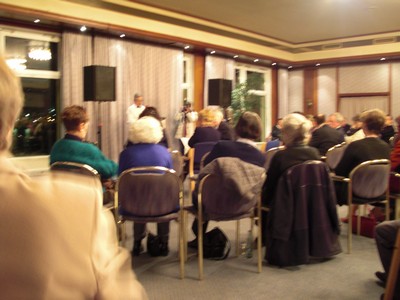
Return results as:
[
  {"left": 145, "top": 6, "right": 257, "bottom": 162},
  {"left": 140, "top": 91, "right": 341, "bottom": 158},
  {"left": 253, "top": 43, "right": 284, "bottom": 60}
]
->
[
  {"left": 50, "top": 161, "right": 100, "bottom": 178},
  {"left": 117, "top": 166, "right": 181, "bottom": 218},
  {"left": 199, "top": 151, "right": 210, "bottom": 170},
  {"left": 349, "top": 159, "right": 390, "bottom": 199},
  {"left": 325, "top": 142, "right": 347, "bottom": 170},
  {"left": 170, "top": 150, "right": 184, "bottom": 177},
  {"left": 198, "top": 157, "right": 265, "bottom": 220},
  {"left": 263, "top": 146, "right": 285, "bottom": 171},
  {"left": 189, "top": 141, "right": 217, "bottom": 175}
]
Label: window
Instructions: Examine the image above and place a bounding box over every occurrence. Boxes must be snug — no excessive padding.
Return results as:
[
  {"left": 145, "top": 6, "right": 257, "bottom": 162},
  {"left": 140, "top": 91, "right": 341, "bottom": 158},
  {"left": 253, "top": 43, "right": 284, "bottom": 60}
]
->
[
  {"left": 233, "top": 64, "right": 272, "bottom": 140},
  {"left": 3, "top": 29, "right": 60, "bottom": 156},
  {"left": 182, "top": 54, "right": 194, "bottom": 106}
]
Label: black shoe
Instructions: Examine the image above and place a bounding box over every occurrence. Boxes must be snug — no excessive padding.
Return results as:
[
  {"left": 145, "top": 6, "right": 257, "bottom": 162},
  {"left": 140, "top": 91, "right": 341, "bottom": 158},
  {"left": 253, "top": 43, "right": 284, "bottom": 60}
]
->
[
  {"left": 160, "top": 242, "right": 169, "bottom": 256},
  {"left": 188, "top": 238, "right": 198, "bottom": 249},
  {"left": 375, "top": 271, "right": 387, "bottom": 283},
  {"left": 132, "top": 240, "right": 144, "bottom": 256}
]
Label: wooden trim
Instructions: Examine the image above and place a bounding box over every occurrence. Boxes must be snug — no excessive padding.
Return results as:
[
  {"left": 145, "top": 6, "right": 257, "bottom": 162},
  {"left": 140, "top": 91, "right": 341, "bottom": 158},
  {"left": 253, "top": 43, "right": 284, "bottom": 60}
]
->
[
  {"left": 303, "top": 68, "right": 316, "bottom": 115},
  {"left": 193, "top": 53, "right": 205, "bottom": 112},
  {"left": 339, "top": 92, "right": 389, "bottom": 98}
]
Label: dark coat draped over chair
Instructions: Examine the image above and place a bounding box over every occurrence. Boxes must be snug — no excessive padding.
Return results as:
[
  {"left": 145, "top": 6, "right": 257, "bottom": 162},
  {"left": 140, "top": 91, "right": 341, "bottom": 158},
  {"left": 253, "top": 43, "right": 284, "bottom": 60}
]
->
[{"left": 266, "top": 161, "right": 342, "bottom": 267}]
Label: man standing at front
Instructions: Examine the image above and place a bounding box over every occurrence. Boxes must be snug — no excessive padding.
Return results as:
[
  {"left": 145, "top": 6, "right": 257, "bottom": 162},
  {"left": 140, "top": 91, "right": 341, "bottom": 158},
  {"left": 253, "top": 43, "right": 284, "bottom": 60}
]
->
[{"left": 127, "top": 93, "right": 145, "bottom": 124}]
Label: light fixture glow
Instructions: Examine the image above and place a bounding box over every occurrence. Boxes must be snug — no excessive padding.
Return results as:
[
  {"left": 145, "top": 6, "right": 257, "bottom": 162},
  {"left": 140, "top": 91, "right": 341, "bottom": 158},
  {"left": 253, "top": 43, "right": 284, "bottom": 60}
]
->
[
  {"left": 210, "top": 50, "right": 216, "bottom": 54},
  {"left": 380, "top": 58, "right": 386, "bottom": 61},
  {"left": 288, "top": 66, "right": 293, "bottom": 69},
  {"left": 271, "top": 62, "right": 277, "bottom": 66},
  {"left": 184, "top": 45, "right": 190, "bottom": 50},
  {"left": 6, "top": 58, "right": 27, "bottom": 71},
  {"left": 233, "top": 55, "right": 239, "bottom": 58},
  {"left": 28, "top": 41, "right": 52, "bottom": 61},
  {"left": 120, "top": 34, "right": 125, "bottom": 38},
  {"left": 34, "top": 19, "right": 40, "bottom": 23},
  {"left": 316, "top": 63, "right": 321, "bottom": 66},
  {"left": 253, "top": 59, "right": 259, "bottom": 62},
  {"left": 80, "top": 25, "right": 87, "bottom": 32}
]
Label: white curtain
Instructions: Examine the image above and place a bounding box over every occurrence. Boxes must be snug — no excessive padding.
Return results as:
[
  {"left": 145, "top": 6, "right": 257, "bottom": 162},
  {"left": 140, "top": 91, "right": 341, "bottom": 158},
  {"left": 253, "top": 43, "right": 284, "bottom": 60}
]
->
[
  {"left": 62, "top": 32, "right": 183, "bottom": 161},
  {"left": 339, "top": 96, "right": 389, "bottom": 123},
  {"left": 204, "top": 56, "right": 235, "bottom": 106}
]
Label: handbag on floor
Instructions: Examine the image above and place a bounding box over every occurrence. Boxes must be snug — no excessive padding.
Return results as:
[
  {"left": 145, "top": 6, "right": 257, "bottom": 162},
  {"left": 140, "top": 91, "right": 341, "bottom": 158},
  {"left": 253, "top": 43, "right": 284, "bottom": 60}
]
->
[
  {"left": 202, "top": 227, "right": 231, "bottom": 260},
  {"left": 351, "top": 215, "right": 376, "bottom": 238}
]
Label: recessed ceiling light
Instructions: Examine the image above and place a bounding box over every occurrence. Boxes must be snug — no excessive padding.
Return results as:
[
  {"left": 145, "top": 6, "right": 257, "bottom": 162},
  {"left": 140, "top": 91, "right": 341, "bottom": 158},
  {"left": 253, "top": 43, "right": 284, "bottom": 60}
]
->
[
  {"left": 184, "top": 45, "right": 190, "bottom": 50},
  {"left": 120, "top": 34, "right": 125, "bottom": 38},
  {"left": 254, "top": 59, "right": 259, "bottom": 62},
  {"left": 271, "top": 62, "right": 277, "bottom": 66},
  {"left": 34, "top": 19, "right": 40, "bottom": 23},
  {"left": 288, "top": 66, "right": 293, "bottom": 69},
  {"left": 210, "top": 50, "right": 216, "bottom": 54},
  {"left": 80, "top": 25, "right": 87, "bottom": 32},
  {"left": 380, "top": 58, "right": 386, "bottom": 61},
  {"left": 316, "top": 63, "right": 321, "bottom": 66},
  {"left": 233, "top": 55, "right": 239, "bottom": 59}
]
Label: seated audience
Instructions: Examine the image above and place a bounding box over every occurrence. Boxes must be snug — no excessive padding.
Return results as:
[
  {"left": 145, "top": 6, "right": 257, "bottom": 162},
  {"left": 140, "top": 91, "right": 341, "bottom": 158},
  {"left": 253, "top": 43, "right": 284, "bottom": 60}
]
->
[
  {"left": 262, "top": 113, "right": 320, "bottom": 208},
  {"left": 188, "top": 111, "right": 266, "bottom": 248},
  {"left": 345, "top": 114, "right": 365, "bottom": 143},
  {"left": 334, "top": 109, "right": 391, "bottom": 205},
  {"left": 389, "top": 129, "right": 400, "bottom": 193},
  {"left": 270, "top": 118, "right": 282, "bottom": 140},
  {"left": 327, "top": 112, "right": 349, "bottom": 135},
  {"left": 203, "top": 111, "right": 266, "bottom": 167},
  {"left": 214, "top": 107, "right": 234, "bottom": 140},
  {"left": 381, "top": 114, "right": 395, "bottom": 144},
  {"left": 139, "top": 106, "right": 169, "bottom": 148},
  {"left": 188, "top": 107, "right": 221, "bottom": 147},
  {"left": 118, "top": 116, "right": 173, "bottom": 257},
  {"left": 309, "top": 114, "right": 344, "bottom": 156},
  {"left": 375, "top": 220, "right": 400, "bottom": 299},
  {"left": 50, "top": 105, "right": 118, "bottom": 180},
  {"left": 0, "top": 58, "right": 147, "bottom": 299}
]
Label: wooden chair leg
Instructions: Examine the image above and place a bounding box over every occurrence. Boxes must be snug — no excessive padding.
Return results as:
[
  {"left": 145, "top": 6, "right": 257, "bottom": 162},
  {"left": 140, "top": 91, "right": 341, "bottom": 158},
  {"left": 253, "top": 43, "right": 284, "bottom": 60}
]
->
[
  {"left": 236, "top": 220, "right": 240, "bottom": 257},
  {"left": 198, "top": 212, "right": 203, "bottom": 280},
  {"left": 384, "top": 230, "right": 400, "bottom": 300}
]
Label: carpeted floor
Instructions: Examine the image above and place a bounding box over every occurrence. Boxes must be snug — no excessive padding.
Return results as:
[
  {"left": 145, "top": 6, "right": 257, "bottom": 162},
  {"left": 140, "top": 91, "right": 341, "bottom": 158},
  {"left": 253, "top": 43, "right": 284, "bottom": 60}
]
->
[{"left": 124, "top": 206, "right": 385, "bottom": 300}]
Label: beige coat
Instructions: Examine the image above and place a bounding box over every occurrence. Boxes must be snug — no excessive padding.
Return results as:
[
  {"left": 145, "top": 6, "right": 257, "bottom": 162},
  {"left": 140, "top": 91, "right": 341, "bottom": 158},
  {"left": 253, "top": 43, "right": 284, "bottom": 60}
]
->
[{"left": 0, "top": 157, "right": 147, "bottom": 300}]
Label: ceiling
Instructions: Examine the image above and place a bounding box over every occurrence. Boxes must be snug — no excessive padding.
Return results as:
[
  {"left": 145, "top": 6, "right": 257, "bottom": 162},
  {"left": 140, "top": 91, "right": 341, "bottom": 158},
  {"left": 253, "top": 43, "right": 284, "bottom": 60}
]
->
[
  {"left": 0, "top": 0, "right": 399, "bottom": 66},
  {"left": 131, "top": 0, "right": 400, "bottom": 45}
]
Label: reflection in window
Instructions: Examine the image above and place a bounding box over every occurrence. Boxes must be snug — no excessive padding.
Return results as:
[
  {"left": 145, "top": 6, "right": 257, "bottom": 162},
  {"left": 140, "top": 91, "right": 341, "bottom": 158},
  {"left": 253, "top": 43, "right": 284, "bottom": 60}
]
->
[
  {"left": 5, "top": 37, "right": 58, "bottom": 71},
  {"left": 12, "top": 78, "right": 58, "bottom": 156}
]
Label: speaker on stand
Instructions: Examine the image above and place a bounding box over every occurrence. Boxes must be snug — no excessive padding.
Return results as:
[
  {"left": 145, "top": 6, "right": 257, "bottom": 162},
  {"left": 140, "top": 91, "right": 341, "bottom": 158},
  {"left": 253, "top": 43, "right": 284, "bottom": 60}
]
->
[
  {"left": 83, "top": 65, "right": 116, "bottom": 150},
  {"left": 208, "top": 79, "right": 232, "bottom": 108}
]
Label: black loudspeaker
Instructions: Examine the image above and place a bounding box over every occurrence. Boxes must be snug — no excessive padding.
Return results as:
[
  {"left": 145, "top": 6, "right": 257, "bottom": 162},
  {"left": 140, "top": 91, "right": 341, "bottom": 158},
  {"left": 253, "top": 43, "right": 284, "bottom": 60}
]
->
[
  {"left": 208, "top": 79, "right": 232, "bottom": 108},
  {"left": 84, "top": 65, "right": 116, "bottom": 101}
]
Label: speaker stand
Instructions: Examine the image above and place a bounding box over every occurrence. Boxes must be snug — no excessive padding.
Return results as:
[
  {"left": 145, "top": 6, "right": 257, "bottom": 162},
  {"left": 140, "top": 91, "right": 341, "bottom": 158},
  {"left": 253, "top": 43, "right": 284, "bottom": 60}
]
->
[{"left": 97, "top": 101, "right": 102, "bottom": 150}]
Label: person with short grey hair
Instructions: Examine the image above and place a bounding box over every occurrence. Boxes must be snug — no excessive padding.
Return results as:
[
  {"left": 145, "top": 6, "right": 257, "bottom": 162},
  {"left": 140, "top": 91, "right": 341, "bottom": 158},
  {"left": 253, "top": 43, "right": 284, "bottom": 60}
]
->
[
  {"left": 127, "top": 93, "right": 145, "bottom": 124},
  {"left": 262, "top": 113, "right": 320, "bottom": 208}
]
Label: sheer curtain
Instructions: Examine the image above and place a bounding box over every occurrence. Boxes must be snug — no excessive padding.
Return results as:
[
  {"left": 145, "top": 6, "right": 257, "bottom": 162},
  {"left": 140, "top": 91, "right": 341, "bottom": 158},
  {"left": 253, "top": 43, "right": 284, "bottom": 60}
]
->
[
  {"left": 62, "top": 32, "right": 183, "bottom": 161},
  {"left": 204, "top": 56, "right": 234, "bottom": 106},
  {"left": 339, "top": 96, "right": 388, "bottom": 123}
]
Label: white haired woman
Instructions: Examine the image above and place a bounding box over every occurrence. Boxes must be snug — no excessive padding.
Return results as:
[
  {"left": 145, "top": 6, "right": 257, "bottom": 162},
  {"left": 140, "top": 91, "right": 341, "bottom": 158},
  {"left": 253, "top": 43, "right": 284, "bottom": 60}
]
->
[
  {"left": 262, "top": 113, "right": 320, "bottom": 207},
  {"left": 118, "top": 116, "right": 173, "bottom": 257}
]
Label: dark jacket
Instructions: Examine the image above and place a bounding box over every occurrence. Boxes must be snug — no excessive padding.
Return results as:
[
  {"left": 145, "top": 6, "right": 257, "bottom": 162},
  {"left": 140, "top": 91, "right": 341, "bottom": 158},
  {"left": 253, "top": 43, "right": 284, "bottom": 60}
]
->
[
  {"left": 265, "top": 161, "right": 342, "bottom": 267},
  {"left": 188, "top": 127, "right": 221, "bottom": 148},
  {"left": 309, "top": 124, "right": 344, "bottom": 156}
]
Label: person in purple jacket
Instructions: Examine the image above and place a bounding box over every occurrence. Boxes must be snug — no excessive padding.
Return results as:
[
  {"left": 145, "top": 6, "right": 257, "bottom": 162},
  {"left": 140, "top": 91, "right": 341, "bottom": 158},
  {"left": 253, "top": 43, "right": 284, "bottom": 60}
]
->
[{"left": 118, "top": 116, "right": 173, "bottom": 257}]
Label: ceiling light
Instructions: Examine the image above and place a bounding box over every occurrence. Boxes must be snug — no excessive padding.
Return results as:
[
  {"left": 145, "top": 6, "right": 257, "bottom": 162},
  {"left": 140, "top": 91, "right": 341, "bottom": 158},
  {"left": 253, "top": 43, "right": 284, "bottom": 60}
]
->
[
  {"left": 210, "top": 50, "right": 216, "bottom": 54},
  {"left": 34, "top": 19, "right": 40, "bottom": 23},
  {"left": 380, "top": 58, "right": 386, "bottom": 61},
  {"left": 184, "top": 45, "right": 190, "bottom": 50},
  {"left": 271, "top": 62, "right": 277, "bottom": 66},
  {"left": 288, "top": 66, "right": 293, "bottom": 69},
  {"left": 316, "top": 63, "right": 321, "bottom": 66},
  {"left": 80, "top": 25, "right": 87, "bottom": 32},
  {"left": 233, "top": 55, "right": 239, "bottom": 59},
  {"left": 28, "top": 41, "right": 52, "bottom": 61},
  {"left": 254, "top": 59, "right": 259, "bottom": 62},
  {"left": 120, "top": 34, "right": 125, "bottom": 38}
]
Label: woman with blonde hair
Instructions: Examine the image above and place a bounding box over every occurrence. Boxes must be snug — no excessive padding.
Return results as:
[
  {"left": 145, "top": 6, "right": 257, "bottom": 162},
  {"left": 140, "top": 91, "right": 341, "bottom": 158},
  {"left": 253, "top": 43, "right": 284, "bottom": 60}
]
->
[{"left": 188, "top": 107, "right": 221, "bottom": 147}]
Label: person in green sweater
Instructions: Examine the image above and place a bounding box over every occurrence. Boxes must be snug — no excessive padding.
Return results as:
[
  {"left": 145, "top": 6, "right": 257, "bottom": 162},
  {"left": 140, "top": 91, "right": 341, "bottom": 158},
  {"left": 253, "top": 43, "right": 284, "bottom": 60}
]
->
[{"left": 50, "top": 105, "right": 118, "bottom": 180}]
